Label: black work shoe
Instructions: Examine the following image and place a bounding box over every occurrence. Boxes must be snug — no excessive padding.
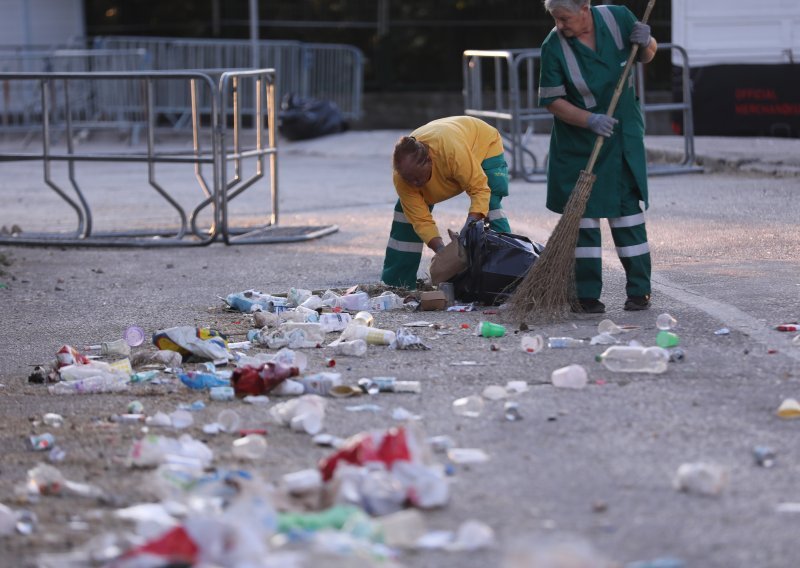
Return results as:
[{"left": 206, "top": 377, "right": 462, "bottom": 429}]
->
[
  {"left": 571, "top": 298, "right": 606, "bottom": 314},
  {"left": 624, "top": 295, "right": 651, "bottom": 311}
]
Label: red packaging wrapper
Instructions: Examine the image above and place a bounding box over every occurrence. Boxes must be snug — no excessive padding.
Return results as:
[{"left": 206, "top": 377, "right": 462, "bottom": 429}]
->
[
  {"left": 318, "top": 426, "right": 414, "bottom": 482},
  {"left": 56, "top": 345, "right": 91, "bottom": 368},
  {"left": 231, "top": 362, "right": 299, "bottom": 397}
]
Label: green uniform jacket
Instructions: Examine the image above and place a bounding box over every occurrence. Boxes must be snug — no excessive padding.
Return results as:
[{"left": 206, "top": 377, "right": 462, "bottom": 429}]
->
[{"left": 538, "top": 4, "right": 648, "bottom": 217}]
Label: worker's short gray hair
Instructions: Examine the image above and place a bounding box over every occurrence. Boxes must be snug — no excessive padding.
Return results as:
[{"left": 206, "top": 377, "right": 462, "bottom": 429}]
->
[{"left": 543, "top": 0, "right": 591, "bottom": 13}]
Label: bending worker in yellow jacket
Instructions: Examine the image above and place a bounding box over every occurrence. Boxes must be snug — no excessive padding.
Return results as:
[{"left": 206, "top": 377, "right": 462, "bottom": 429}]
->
[{"left": 381, "top": 116, "right": 511, "bottom": 289}]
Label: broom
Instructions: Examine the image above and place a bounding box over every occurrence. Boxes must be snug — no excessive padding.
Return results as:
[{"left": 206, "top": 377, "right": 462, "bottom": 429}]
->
[{"left": 508, "top": 0, "right": 657, "bottom": 322}]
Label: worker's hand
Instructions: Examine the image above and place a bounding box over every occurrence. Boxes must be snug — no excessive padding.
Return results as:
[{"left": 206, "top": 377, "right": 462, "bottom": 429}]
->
[
  {"left": 460, "top": 215, "right": 484, "bottom": 238},
  {"left": 630, "top": 22, "right": 651, "bottom": 47},
  {"left": 428, "top": 236, "right": 445, "bottom": 253},
  {"left": 587, "top": 113, "right": 618, "bottom": 137}
]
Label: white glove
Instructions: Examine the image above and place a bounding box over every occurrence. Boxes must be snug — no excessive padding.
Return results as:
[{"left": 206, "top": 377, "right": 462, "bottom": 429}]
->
[
  {"left": 630, "top": 22, "right": 651, "bottom": 47},
  {"left": 587, "top": 113, "right": 618, "bottom": 137}
]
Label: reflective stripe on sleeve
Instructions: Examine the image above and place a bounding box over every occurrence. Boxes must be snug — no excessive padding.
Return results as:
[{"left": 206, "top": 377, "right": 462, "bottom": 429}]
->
[
  {"left": 539, "top": 85, "right": 567, "bottom": 99},
  {"left": 487, "top": 209, "right": 508, "bottom": 221}
]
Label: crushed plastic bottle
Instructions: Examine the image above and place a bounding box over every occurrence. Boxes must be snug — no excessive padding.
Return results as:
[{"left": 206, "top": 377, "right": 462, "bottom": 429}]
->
[
  {"left": 232, "top": 434, "right": 268, "bottom": 460},
  {"left": 48, "top": 373, "right": 130, "bottom": 395},
  {"left": 548, "top": 337, "right": 585, "bottom": 349},
  {"left": 452, "top": 395, "right": 484, "bottom": 417},
  {"left": 673, "top": 462, "right": 728, "bottom": 496},
  {"left": 334, "top": 339, "right": 368, "bottom": 357},
  {"left": 370, "top": 291, "right": 406, "bottom": 311},
  {"left": 597, "top": 319, "right": 624, "bottom": 335},
  {"left": 596, "top": 346, "right": 670, "bottom": 374},
  {"left": 337, "top": 291, "right": 370, "bottom": 311},
  {"left": 298, "top": 372, "right": 342, "bottom": 396},
  {"left": 551, "top": 364, "right": 588, "bottom": 389},
  {"left": 127, "top": 434, "right": 214, "bottom": 469}
]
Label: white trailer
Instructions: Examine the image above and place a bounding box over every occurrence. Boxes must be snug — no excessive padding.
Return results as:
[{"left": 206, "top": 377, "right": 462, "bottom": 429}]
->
[{"left": 671, "top": 0, "right": 800, "bottom": 136}]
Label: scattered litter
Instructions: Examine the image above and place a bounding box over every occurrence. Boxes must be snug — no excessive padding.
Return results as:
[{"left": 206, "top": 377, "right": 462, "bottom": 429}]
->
[
  {"left": 447, "top": 448, "right": 489, "bottom": 465},
  {"left": 551, "top": 364, "right": 588, "bottom": 389},
  {"left": 520, "top": 334, "right": 544, "bottom": 353},
  {"left": 452, "top": 395, "right": 484, "bottom": 417},
  {"left": 481, "top": 385, "right": 508, "bottom": 400},
  {"left": 505, "top": 380, "right": 529, "bottom": 394},
  {"left": 590, "top": 332, "right": 619, "bottom": 345},
  {"left": 656, "top": 313, "right": 678, "bottom": 331},
  {"left": 392, "top": 407, "right": 422, "bottom": 421},
  {"left": 714, "top": 328, "right": 730, "bottom": 336},
  {"left": 673, "top": 462, "right": 728, "bottom": 496},
  {"left": 390, "top": 328, "right": 431, "bottom": 350},
  {"left": 345, "top": 404, "right": 383, "bottom": 413},
  {"left": 753, "top": 446, "right": 776, "bottom": 467},
  {"left": 404, "top": 321, "right": 433, "bottom": 327},
  {"left": 776, "top": 398, "right": 800, "bottom": 419}
]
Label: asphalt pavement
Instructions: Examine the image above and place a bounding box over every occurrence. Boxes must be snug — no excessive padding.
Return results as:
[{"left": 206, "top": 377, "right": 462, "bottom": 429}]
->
[{"left": 0, "top": 129, "right": 799, "bottom": 567}]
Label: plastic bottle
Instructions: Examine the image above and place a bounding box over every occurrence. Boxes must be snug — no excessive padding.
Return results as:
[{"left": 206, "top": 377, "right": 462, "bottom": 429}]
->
[
  {"left": 209, "top": 386, "right": 235, "bottom": 401},
  {"left": 318, "top": 312, "right": 352, "bottom": 333},
  {"left": 596, "top": 346, "right": 670, "bottom": 374},
  {"left": 370, "top": 292, "right": 405, "bottom": 311},
  {"left": 334, "top": 339, "right": 368, "bottom": 357},
  {"left": 337, "top": 291, "right": 370, "bottom": 311},
  {"left": 657, "top": 313, "right": 678, "bottom": 330},
  {"left": 372, "top": 377, "right": 421, "bottom": 393},
  {"left": 551, "top": 364, "right": 588, "bottom": 389},
  {"left": 282, "top": 468, "right": 323, "bottom": 494},
  {"left": 85, "top": 338, "right": 131, "bottom": 357},
  {"left": 48, "top": 374, "right": 130, "bottom": 395},
  {"left": 452, "top": 395, "right": 484, "bottom": 417},
  {"left": 340, "top": 324, "right": 396, "bottom": 345},
  {"left": 548, "top": 337, "right": 586, "bottom": 348},
  {"left": 298, "top": 372, "right": 342, "bottom": 396}
]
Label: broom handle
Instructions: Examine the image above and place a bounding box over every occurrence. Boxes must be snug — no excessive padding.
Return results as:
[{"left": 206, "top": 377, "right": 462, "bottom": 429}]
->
[{"left": 584, "top": 0, "right": 657, "bottom": 175}]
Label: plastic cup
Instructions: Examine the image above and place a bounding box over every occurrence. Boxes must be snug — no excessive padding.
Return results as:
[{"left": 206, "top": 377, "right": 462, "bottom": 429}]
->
[
  {"left": 217, "top": 409, "right": 241, "bottom": 433},
  {"left": 520, "top": 334, "right": 544, "bottom": 353},
  {"left": 123, "top": 325, "right": 146, "bottom": 347},
  {"left": 656, "top": 330, "right": 680, "bottom": 348},
  {"left": 478, "top": 321, "right": 506, "bottom": 338},
  {"left": 656, "top": 313, "right": 677, "bottom": 331}
]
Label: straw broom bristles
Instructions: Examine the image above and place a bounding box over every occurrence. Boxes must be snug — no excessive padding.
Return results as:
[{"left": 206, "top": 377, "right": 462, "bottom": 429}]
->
[{"left": 507, "top": 169, "right": 596, "bottom": 322}]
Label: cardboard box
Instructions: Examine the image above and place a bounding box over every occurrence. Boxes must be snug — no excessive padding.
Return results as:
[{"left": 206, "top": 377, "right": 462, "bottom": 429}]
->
[{"left": 420, "top": 290, "right": 447, "bottom": 311}]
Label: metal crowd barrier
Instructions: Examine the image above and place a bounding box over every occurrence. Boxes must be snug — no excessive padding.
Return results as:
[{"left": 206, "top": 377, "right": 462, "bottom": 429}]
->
[
  {"left": 463, "top": 43, "right": 702, "bottom": 182},
  {"left": 0, "top": 69, "right": 338, "bottom": 247},
  {"left": 0, "top": 49, "right": 149, "bottom": 139},
  {"left": 94, "top": 36, "right": 364, "bottom": 123}
]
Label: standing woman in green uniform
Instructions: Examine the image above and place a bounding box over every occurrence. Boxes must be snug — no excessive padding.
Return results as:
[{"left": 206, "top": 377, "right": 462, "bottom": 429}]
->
[
  {"left": 381, "top": 116, "right": 511, "bottom": 289},
  {"left": 539, "top": 0, "right": 658, "bottom": 313}
]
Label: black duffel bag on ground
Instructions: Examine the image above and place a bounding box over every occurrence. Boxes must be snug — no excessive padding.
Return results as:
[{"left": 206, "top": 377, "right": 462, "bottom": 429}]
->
[{"left": 451, "top": 220, "right": 544, "bottom": 305}]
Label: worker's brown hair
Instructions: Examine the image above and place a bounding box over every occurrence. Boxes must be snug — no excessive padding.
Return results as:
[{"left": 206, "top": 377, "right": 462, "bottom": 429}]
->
[{"left": 393, "top": 136, "right": 429, "bottom": 170}]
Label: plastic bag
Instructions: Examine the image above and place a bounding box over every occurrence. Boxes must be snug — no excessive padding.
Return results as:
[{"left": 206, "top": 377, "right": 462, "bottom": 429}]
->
[
  {"left": 451, "top": 221, "right": 544, "bottom": 305},
  {"left": 278, "top": 94, "right": 348, "bottom": 141}
]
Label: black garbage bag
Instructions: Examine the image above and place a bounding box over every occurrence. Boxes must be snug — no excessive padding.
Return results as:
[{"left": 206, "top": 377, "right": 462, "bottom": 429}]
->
[
  {"left": 278, "top": 94, "right": 348, "bottom": 141},
  {"left": 451, "top": 221, "right": 544, "bottom": 305}
]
